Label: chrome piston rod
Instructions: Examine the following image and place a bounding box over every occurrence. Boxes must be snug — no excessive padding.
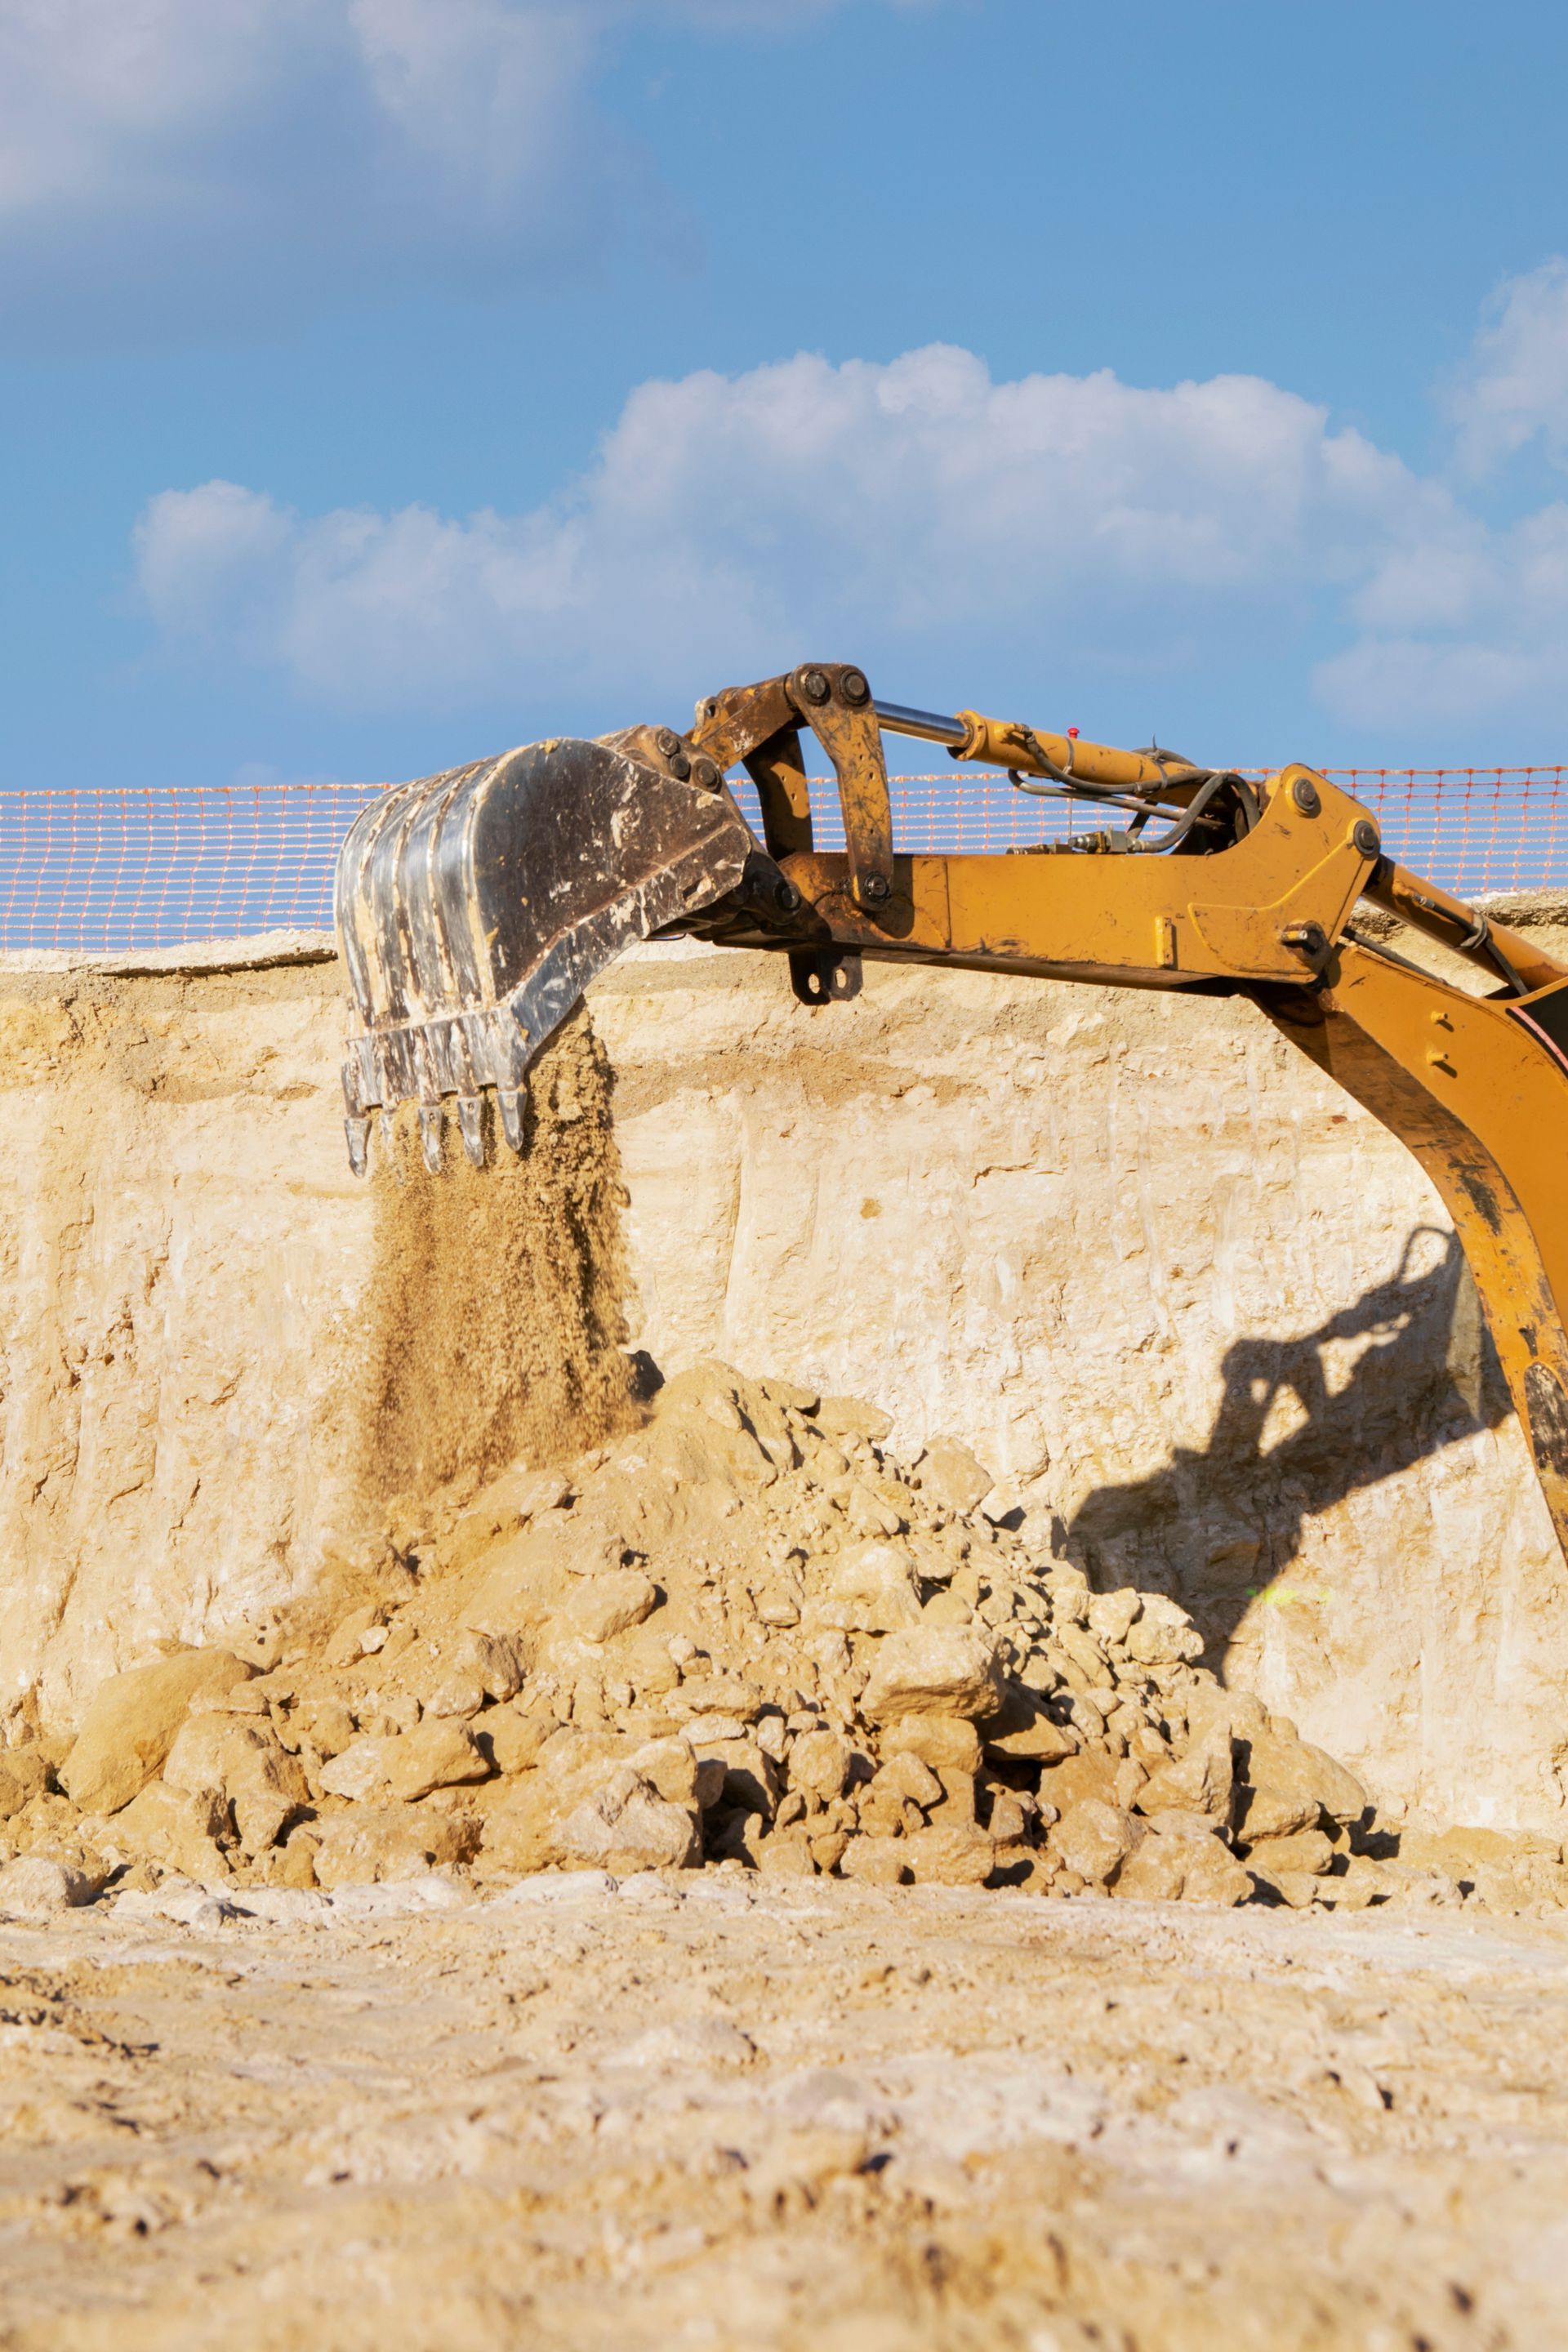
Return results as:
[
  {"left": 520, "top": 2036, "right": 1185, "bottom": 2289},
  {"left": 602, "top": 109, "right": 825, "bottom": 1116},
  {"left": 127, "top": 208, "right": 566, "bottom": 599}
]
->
[{"left": 873, "top": 699, "right": 969, "bottom": 750}]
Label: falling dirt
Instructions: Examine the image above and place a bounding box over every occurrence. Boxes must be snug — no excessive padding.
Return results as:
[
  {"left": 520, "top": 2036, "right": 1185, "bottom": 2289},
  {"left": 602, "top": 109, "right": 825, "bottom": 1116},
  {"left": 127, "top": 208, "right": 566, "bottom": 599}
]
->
[{"left": 356, "top": 1010, "right": 638, "bottom": 1514}]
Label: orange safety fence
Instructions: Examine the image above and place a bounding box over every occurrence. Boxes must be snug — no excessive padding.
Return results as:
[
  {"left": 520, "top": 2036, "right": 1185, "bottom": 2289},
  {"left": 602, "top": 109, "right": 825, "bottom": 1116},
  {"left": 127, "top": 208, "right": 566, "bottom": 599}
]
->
[{"left": 0, "top": 767, "right": 1563, "bottom": 956}]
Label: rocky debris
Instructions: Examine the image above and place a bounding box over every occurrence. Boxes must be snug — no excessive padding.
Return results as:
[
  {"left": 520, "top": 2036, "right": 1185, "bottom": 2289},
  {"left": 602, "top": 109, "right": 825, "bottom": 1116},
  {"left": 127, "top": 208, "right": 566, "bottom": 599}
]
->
[
  {"left": 860, "top": 1626, "right": 1004, "bottom": 1720},
  {"left": 3, "top": 1361, "right": 1566, "bottom": 1915},
  {"left": 308, "top": 1803, "right": 476, "bottom": 1890},
  {"left": 557, "top": 1768, "right": 702, "bottom": 1874},
  {"left": 107, "top": 1784, "right": 233, "bottom": 1882},
  {"left": 58, "top": 1650, "right": 255, "bottom": 1815}
]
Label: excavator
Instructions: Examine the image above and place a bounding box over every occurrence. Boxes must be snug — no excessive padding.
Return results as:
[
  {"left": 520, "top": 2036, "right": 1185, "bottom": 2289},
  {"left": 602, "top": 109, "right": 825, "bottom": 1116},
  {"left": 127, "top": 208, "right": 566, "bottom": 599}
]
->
[{"left": 332, "top": 661, "right": 1568, "bottom": 1558}]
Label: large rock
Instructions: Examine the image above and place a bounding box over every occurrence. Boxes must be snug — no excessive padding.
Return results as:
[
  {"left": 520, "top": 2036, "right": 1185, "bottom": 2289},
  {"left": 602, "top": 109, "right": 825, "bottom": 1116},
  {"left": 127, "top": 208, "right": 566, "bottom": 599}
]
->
[
  {"left": 385, "top": 1718, "right": 492, "bottom": 1802},
  {"left": 163, "top": 1714, "right": 309, "bottom": 1807},
  {"left": 873, "top": 1752, "right": 943, "bottom": 1810},
  {"left": 0, "top": 1751, "right": 51, "bottom": 1821},
  {"left": 476, "top": 1730, "right": 641, "bottom": 1876},
  {"left": 1036, "top": 1750, "right": 1121, "bottom": 1816},
  {"left": 1243, "top": 1827, "right": 1337, "bottom": 1878},
  {"left": 317, "top": 1718, "right": 491, "bottom": 1805},
  {"left": 694, "top": 1736, "right": 780, "bottom": 1820},
  {"left": 437, "top": 1466, "right": 568, "bottom": 1575},
  {"left": 911, "top": 1440, "right": 994, "bottom": 1517},
  {"left": 311, "top": 1803, "right": 478, "bottom": 1887},
  {"left": 556, "top": 1769, "right": 700, "bottom": 1873},
  {"left": 839, "top": 1835, "right": 909, "bottom": 1885},
  {"left": 879, "top": 1716, "right": 983, "bottom": 1774},
  {"left": 1135, "top": 1738, "right": 1233, "bottom": 1823},
  {"left": 59, "top": 1651, "right": 255, "bottom": 1816},
  {"left": 109, "top": 1782, "right": 231, "bottom": 1880},
  {"left": 1049, "top": 1799, "right": 1141, "bottom": 1887},
  {"left": 1121, "top": 1598, "right": 1205, "bottom": 1668},
  {"left": 786, "top": 1730, "right": 853, "bottom": 1802},
  {"left": 407, "top": 1629, "right": 526, "bottom": 1719},
  {"left": 902, "top": 1824, "right": 996, "bottom": 1886},
  {"left": 483, "top": 1702, "right": 555, "bottom": 1777},
  {"left": 860, "top": 1628, "right": 1003, "bottom": 1722},
  {"left": 565, "top": 1571, "right": 659, "bottom": 1646},
  {"left": 162, "top": 1713, "right": 310, "bottom": 1855},
  {"left": 0, "top": 1856, "right": 97, "bottom": 1918},
  {"left": 318, "top": 1735, "right": 392, "bottom": 1803},
  {"left": 805, "top": 1540, "right": 921, "bottom": 1635},
  {"left": 623, "top": 1735, "right": 721, "bottom": 1812},
  {"left": 1236, "top": 1731, "right": 1370, "bottom": 1838},
  {"left": 1115, "top": 1821, "right": 1250, "bottom": 1906},
  {"left": 983, "top": 1684, "right": 1078, "bottom": 1763}
]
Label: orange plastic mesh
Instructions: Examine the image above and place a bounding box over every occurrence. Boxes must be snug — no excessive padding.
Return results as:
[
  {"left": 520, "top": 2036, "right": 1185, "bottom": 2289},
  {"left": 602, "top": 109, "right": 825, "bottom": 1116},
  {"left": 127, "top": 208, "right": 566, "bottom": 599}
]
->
[{"left": 0, "top": 767, "right": 1561, "bottom": 955}]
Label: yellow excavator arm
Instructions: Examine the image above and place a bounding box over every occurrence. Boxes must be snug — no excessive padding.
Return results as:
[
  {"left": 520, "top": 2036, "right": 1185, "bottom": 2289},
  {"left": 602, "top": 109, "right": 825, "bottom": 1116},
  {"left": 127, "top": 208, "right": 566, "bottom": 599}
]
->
[{"left": 332, "top": 663, "right": 1568, "bottom": 1555}]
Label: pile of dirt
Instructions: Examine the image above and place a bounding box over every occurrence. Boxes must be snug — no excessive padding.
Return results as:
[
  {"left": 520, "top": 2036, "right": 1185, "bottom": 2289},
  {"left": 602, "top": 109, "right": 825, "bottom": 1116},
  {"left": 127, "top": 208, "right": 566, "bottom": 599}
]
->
[{"left": 6, "top": 1361, "right": 1564, "bottom": 1916}]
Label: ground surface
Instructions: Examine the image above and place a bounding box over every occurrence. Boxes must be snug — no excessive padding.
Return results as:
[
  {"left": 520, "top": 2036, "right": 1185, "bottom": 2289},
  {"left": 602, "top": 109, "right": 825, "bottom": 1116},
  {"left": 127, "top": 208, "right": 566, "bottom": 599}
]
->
[{"left": 0, "top": 1876, "right": 1564, "bottom": 2350}]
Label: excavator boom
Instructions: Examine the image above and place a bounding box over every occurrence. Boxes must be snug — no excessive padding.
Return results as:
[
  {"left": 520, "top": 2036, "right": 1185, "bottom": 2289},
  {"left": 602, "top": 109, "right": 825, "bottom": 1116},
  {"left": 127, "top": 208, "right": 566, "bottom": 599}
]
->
[{"left": 332, "top": 664, "right": 1568, "bottom": 1556}]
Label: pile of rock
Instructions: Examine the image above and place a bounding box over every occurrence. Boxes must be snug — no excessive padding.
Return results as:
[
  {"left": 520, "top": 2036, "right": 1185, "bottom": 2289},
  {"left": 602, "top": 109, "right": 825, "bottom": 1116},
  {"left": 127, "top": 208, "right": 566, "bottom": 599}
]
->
[{"left": 0, "top": 1363, "right": 1554, "bottom": 1912}]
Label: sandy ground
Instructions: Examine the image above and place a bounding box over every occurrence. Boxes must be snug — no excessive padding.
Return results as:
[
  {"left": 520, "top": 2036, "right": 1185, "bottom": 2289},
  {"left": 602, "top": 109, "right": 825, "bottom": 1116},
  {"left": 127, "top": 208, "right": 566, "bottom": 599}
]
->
[{"left": 0, "top": 1877, "right": 1565, "bottom": 2350}]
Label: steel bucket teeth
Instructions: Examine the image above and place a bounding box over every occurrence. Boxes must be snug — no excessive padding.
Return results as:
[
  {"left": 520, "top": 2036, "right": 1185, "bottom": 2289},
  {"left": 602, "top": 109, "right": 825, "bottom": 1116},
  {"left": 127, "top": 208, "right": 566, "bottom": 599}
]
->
[
  {"left": 457, "top": 1094, "right": 486, "bottom": 1166},
  {"left": 334, "top": 735, "right": 751, "bottom": 1173},
  {"left": 497, "top": 1088, "right": 526, "bottom": 1154}
]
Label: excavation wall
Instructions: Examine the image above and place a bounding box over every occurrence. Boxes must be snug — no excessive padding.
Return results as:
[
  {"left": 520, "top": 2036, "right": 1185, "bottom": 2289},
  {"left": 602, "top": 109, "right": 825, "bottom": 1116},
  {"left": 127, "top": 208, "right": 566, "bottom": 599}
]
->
[{"left": 0, "top": 906, "right": 1564, "bottom": 1830}]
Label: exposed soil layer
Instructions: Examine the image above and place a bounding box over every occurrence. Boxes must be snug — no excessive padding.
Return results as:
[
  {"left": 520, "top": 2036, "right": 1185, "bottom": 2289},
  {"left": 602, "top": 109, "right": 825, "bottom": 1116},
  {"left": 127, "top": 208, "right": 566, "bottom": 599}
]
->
[
  {"left": 4, "top": 912, "right": 1567, "bottom": 1824},
  {"left": 0, "top": 1883, "right": 1564, "bottom": 2350}
]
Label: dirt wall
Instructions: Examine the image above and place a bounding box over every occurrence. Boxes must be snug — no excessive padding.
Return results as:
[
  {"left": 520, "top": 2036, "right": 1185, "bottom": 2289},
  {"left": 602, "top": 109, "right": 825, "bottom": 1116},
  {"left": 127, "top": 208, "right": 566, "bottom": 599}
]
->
[
  {"left": 1, "top": 908, "right": 1564, "bottom": 1830},
  {"left": 0, "top": 954, "right": 631, "bottom": 1740}
]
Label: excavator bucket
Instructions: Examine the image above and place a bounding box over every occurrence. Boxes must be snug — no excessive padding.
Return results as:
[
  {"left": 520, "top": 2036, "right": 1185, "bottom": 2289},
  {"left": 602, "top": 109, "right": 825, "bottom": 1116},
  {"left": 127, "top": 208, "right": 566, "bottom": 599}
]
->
[{"left": 334, "top": 736, "right": 753, "bottom": 1174}]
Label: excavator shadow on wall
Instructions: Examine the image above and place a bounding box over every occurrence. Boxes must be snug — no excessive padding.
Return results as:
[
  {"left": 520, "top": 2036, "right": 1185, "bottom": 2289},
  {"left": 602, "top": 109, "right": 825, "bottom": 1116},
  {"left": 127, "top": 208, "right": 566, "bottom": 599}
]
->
[{"left": 1062, "top": 1226, "right": 1512, "bottom": 1656}]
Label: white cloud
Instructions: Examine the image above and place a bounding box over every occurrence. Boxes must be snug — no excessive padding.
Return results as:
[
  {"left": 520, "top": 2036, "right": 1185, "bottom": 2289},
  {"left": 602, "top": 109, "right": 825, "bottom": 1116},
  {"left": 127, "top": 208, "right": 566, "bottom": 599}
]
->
[
  {"left": 133, "top": 266, "right": 1568, "bottom": 739},
  {"left": 1311, "top": 261, "right": 1568, "bottom": 726},
  {"left": 1319, "top": 496, "right": 1568, "bottom": 729},
  {"left": 1446, "top": 258, "right": 1568, "bottom": 476},
  {"left": 0, "top": 0, "right": 910, "bottom": 333},
  {"left": 131, "top": 341, "right": 1424, "bottom": 713}
]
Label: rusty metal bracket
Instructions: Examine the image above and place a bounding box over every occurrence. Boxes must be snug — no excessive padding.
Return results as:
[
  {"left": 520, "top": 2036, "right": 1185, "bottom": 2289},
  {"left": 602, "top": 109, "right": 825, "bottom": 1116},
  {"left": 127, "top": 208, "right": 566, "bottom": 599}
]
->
[
  {"left": 691, "top": 675, "right": 798, "bottom": 773},
  {"left": 787, "top": 662, "right": 894, "bottom": 917},
  {"left": 789, "top": 947, "right": 862, "bottom": 1005},
  {"left": 598, "top": 721, "right": 724, "bottom": 796},
  {"left": 743, "top": 726, "right": 814, "bottom": 864},
  {"left": 692, "top": 662, "right": 895, "bottom": 921}
]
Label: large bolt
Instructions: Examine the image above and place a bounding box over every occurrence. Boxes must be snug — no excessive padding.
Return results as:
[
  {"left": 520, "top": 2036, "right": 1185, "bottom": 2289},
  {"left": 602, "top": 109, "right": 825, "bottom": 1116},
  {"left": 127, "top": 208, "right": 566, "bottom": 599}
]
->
[
  {"left": 841, "top": 667, "right": 870, "bottom": 706},
  {"left": 860, "top": 872, "right": 891, "bottom": 903},
  {"left": 655, "top": 727, "right": 681, "bottom": 758},
  {"left": 775, "top": 880, "right": 801, "bottom": 913},
  {"left": 1352, "top": 818, "right": 1381, "bottom": 858},
  {"left": 800, "top": 667, "right": 831, "bottom": 705},
  {"left": 1281, "top": 920, "right": 1328, "bottom": 958},
  {"left": 1290, "top": 774, "right": 1321, "bottom": 817},
  {"left": 691, "top": 755, "right": 719, "bottom": 791}
]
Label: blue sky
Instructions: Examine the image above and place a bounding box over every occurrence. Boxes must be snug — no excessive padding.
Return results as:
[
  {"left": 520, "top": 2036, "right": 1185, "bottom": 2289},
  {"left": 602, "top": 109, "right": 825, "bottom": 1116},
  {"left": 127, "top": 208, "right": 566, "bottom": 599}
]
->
[{"left": 5, "top": 0, "right": 1568, "bottom": 791}]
